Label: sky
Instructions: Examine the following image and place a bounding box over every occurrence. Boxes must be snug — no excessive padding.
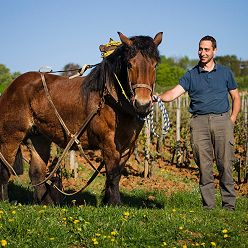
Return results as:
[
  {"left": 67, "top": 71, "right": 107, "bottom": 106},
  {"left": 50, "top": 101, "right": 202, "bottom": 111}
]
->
[{"left": 1, "top": 0, "right": 248, "bottom": 73}]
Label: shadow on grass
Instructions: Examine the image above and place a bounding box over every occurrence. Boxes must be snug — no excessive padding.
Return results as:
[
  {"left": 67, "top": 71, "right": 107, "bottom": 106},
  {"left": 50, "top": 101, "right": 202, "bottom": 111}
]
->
[
  {"left": 120, "top": 192, "right": 165, "bottom": 209},
  {"left": 61, "top": 191, "right": 165, "bottom": 209},
  {"left": 61, "top": 191, "right": 98, "bottom": 206},
  {"left": 7, "top": 182, "right": 165, "bottom": 209},
  {"left": 8, "top": 182, "right": 99, "bottom": 206},
  {"left": 8, "top": 181, "right": 34, "bottom": 204}
]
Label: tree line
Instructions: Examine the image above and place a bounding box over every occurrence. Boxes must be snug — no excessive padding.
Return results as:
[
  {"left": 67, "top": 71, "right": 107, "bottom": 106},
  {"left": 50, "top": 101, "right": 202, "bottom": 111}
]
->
[
  {"left": 1, "top": 54, "right": 248, "bottom": 94},
  {"left": 156, "top": 55, "right": 248, "bottom": 91}
]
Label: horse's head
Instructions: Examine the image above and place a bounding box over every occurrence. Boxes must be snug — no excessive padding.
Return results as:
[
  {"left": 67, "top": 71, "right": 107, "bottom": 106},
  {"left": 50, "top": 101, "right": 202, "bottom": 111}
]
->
[{"left": 118, "top": 32, "right": 163, "bottom": 116}]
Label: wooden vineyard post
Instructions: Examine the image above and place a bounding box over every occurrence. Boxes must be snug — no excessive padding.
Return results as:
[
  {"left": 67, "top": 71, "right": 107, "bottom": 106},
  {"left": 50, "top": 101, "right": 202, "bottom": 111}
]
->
[
  {"left": 155, "top": 101, "right": 164, "bottom": 153},
  {"left": 144, "top": 119, "right": 151, "bottom": 178},
  {"left": 244, "top": 97, "right": 248, "bottom": 182},
  {"left": 69, "top": 150, "right": 78, "bottom": 178},
  {"left": 172, "top": 97, "right": 181, "bottom": 166}
]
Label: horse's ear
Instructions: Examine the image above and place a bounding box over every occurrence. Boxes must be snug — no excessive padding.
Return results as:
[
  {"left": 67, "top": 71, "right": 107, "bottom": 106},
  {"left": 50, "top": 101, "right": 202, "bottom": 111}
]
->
[
  {"left": 153, "top": 32, "right": 163, "bottom": 46},
  {"left": 117, "top": 32, "right": 133, "bottom": 47}
]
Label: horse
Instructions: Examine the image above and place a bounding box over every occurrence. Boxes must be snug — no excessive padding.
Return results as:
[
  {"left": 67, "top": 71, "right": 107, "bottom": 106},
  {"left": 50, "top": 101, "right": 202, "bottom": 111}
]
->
[{"left": 0, "top": 32, "right": 163, "bottom": 205}]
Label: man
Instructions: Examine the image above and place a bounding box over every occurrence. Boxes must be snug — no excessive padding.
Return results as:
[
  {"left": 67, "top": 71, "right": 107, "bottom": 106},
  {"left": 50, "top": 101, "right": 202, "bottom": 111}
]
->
[{"left": 159, "top": 36, "right": 241, "bottom": 210}]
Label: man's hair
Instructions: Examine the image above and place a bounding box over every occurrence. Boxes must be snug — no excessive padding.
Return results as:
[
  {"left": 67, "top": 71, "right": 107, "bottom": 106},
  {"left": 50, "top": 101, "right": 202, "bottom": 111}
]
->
[{"left": 199, "top": 35, "right": 217, "bottom": 49}]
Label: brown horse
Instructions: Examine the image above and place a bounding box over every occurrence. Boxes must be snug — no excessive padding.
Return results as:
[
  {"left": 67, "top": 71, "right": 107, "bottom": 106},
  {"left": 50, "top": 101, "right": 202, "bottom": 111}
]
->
[{"left": 0, "top": 32, "right": 163, "bottom": 205}]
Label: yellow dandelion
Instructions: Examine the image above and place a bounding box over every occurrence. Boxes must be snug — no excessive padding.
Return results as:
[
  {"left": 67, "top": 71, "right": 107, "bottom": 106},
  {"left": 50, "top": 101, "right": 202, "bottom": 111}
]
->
[
  {"left": 224, "top": 234, "right": 229, "bottom": 238},
  {"left": 172, "top": 208, "right": 176, "bottom": 212},
  {"left": 179, "top": 226, "right": 184, "bottom": 230},
  {"left": 182, "top": 245, "right": 187, "bottom": 248},
  {"left": 92, "top": 238, "right": 98, "bottom": 245},
  {"left": 0, "top": 210, "right": 4, "bottom": 214},
  {"left": 62, "top": 217, "right": 67, "bottom": 221},
  {"left": 11, "top": 210, "right": 16, "bottom": 215},
  {"left": 210, "top": 242, "right": 216, "bottom": 247},
  {"left": 73, "top": 219, "right": 80, "bottom": 224},
  {"left": 222, "top": 229, "right": 228, "bottom": 234},
  {"left": 77, "top": 227, "right": 82, "bottom": 231},
  {"left": 1, "top": 240, "right": 7, "bottom": 247},
  {"left": 162, "top": 241, "right": 167, "bottom": 246},
  {"left": 123, "top": 211, "right": 130, "bottom": 217},
  {"left": 49, "top": 237, "right": 55, "bottom": 240},
  {"left": 43, "top": 205, "right": 47, "bottom": 208},
  {"left": 111, "top": 230, "right": 118, "bottom": 236}
]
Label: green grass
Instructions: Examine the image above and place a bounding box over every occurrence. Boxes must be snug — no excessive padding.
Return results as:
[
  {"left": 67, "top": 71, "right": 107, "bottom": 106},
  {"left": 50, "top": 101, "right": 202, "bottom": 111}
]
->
[{"left": 0, "top": 186, "right": 247, "bottom": 248}]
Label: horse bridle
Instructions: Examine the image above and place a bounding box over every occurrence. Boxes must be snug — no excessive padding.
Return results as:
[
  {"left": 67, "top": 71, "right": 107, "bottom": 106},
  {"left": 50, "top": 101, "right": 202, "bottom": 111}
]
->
[
  {"left": 131, "top": 83, "right": 154, "bottom": 94},
  {"left": 113, "top": 69, "right": 155, "bottom": 103}
]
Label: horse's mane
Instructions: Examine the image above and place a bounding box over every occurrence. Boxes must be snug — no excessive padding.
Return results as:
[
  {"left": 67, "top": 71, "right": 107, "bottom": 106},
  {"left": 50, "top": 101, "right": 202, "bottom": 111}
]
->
[{"left": 83, "top": 35, "right": 160, "bottom": 94}]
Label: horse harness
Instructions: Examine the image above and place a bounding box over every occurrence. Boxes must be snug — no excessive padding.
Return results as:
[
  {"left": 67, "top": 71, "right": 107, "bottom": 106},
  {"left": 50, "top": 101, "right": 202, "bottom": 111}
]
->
[{"left": 36, "top": 72, "right": 107, "bottom": 196}]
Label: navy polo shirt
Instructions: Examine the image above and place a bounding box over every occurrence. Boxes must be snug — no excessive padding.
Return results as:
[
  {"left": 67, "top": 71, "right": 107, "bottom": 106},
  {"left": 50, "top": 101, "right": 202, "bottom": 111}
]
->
[{"left": 179, "top": 63, "right": 238, "bottom": 115}]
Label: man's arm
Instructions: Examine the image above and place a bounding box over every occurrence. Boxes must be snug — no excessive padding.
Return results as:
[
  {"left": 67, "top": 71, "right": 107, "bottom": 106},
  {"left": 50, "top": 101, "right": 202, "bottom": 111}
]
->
[
  {"left": 229, "top": 88, "right": 241, "bottom": 123},
  {"left": 158, "top": 84, "right": 185, "bottom": 102}
]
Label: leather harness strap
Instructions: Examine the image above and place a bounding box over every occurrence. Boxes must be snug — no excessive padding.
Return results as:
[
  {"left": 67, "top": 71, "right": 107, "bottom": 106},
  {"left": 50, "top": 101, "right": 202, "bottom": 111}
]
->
[{"left": 32, "top": 73, "right": 104, "bottom": 189}]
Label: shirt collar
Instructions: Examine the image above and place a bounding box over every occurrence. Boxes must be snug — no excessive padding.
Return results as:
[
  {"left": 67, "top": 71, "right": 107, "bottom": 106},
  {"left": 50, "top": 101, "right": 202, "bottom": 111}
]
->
[{"left": 198, "top": 62, "right": 218, "bottom": 73}]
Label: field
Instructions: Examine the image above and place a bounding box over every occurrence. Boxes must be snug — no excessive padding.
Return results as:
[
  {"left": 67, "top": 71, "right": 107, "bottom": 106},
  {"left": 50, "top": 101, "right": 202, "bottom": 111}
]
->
[{"left": 0, "top": 93, "right": 248, "bottom": 248}]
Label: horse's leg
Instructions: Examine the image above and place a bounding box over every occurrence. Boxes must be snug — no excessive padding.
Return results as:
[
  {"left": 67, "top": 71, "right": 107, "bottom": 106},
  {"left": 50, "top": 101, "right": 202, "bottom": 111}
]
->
[
  {"left": 28, "top": 135, "right": 62, "bottom": 205},
  {"left": 102, "top": 144, "right": 133, "bottom": 205},
  {"left": 0, "top": 164, "right": 10, "bottom": 201},
  {"left": 103, "top": 141, "right": 137, "bottom": 205},
  {"left": 0, "top": 142, "right": 25, "bottom": 201},
  {"left": 103, "top": 154, "right": 122, "bottom": 205}
]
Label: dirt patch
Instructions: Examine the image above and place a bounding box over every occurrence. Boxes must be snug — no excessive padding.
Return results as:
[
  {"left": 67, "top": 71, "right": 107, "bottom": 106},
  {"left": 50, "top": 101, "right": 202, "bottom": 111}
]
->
[{"left": 19, "top": 145, "right": 248, "bottom": 197}]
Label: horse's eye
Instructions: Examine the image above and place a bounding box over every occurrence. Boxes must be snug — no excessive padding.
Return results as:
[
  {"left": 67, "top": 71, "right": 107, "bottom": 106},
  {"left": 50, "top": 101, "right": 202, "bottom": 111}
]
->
[{"left": 127, "top": 63, "right": 132, "bottom": 69}]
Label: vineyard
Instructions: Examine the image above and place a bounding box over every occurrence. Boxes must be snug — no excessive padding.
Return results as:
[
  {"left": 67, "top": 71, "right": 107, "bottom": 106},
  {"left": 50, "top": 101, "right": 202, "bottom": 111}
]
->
[{"left": 133, "top": 91, "right": 248, "bottom": 191}]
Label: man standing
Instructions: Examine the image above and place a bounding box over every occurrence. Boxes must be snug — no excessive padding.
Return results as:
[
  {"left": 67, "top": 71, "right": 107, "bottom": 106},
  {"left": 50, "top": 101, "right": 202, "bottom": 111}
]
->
[{"left": 159, "top": 36, "right": 241, "bottom": 210}]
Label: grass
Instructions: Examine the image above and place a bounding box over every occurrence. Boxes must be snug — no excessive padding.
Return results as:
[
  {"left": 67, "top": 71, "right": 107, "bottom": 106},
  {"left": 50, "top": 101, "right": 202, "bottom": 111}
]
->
[{"left": 0, "top": 184, "right": 247, "bottom": 248}]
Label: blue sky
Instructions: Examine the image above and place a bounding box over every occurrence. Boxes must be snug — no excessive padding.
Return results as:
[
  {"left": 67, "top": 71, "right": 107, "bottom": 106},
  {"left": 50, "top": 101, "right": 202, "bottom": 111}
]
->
[{"left": 1, "top": 0, "right": 247, "bottom": 73}]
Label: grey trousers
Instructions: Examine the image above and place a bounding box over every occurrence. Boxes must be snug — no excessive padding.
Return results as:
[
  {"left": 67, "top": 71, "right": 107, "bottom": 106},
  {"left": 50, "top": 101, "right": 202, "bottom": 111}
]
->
[{"left": 190, "top": 112, "right": 236, "bottom": 210}]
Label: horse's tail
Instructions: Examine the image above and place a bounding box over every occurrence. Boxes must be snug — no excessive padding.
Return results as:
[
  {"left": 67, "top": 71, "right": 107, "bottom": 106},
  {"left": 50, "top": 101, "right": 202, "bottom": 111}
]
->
[{"left": 13, "top": 147, "right": 24, "bottom": 175}]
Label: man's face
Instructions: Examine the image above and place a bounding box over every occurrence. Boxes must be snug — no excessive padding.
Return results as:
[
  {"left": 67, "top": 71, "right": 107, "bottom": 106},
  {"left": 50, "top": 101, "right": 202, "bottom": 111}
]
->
[{"left": 198, "top": 40, "right": 216, "bottom": 64}]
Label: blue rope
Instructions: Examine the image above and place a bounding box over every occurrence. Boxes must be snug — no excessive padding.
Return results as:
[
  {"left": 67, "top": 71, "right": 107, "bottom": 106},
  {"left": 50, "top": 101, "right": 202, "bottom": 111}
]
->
[{"left": 145, "top": 95, "right": 170, "bottom": 137}]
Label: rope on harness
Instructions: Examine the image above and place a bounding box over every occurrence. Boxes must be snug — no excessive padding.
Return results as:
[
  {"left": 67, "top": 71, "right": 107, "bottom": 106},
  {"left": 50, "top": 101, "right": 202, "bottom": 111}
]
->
[
  {"left": 38, "top": 64, "right": 100, "bottom": 79},
  {"left": 100, "top": 38, "right": 122, "bottom": 58},
  {"left": 146, "top": 95, "right": 170, "bottom": 137},
  {"left": 113, "top": 73, "right": 129, "bottom": 101}
]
